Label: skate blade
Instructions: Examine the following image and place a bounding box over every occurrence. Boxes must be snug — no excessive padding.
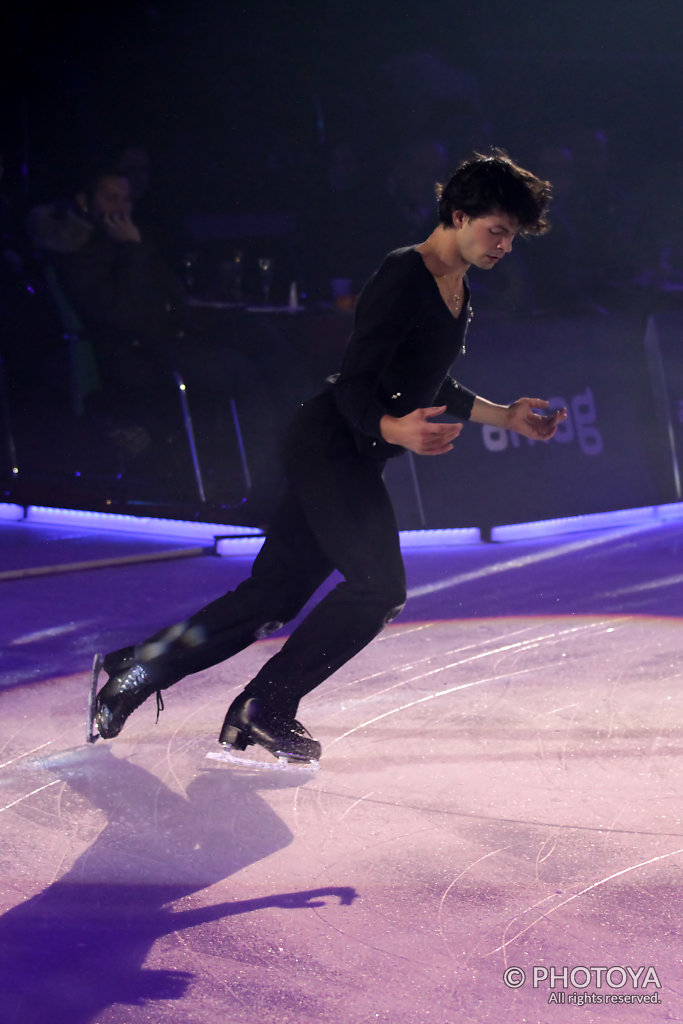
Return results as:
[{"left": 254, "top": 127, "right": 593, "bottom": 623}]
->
[
  {"left": 86, "top": 653, "right": 103, "bottom": 745},
  {"left": 206, "top": 745, "right": 320, "bottom": 774}
]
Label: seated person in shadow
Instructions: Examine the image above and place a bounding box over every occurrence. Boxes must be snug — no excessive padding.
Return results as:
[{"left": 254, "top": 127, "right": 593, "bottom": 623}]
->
[
  {"left": 112, "top": 141, "right": 194, "bottom": 275},
  {"left": 28, "top": 163, "right": 313, "bottom": 519}
]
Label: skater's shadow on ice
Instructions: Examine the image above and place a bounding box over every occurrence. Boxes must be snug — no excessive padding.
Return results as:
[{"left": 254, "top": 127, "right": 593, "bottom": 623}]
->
[{"left": 0, "top": 746, "right": 357, "bottom": 1024}]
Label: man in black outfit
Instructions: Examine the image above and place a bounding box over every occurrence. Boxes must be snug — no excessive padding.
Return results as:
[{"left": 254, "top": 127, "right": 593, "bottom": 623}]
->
[{"left": 91, "top": 149, "right": 566, "bottom": 763}]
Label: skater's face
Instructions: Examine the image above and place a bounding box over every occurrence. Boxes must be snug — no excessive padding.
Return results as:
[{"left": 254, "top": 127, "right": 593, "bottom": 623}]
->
[{"left": 451, "top": 209, "right": 519, "bottom": 270}]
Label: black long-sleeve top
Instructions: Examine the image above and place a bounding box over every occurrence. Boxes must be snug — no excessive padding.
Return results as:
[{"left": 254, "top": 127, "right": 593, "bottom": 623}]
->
[{"left": 331, "top": 246, "right": 476, "bottom": 460}]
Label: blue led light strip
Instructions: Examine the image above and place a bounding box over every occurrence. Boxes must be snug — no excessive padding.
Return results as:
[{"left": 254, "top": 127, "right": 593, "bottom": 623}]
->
[
  {"left": 22, "top": 505, "right": 262, "bottom": 542},
  {"left": 2, "top": 502, "right": 683, "bottom": 552}
]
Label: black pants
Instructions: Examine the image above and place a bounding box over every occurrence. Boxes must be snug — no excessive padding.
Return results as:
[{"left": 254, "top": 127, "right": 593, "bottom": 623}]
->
[{"left": 110, "top": 392, "right": 407, "bottom": 717}]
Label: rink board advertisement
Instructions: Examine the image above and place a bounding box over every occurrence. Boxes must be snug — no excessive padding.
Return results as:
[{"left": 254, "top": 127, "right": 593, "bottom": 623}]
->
[{"left": 385, "top": 314, "right": 675, "bottom": 530}]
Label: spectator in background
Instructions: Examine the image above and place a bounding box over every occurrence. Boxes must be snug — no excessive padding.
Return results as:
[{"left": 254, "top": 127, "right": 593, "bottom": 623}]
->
[
  {"left": 112, "top": 143, "right": 191, "bottom": 273},
  {"left": 28, "top": 163, "right": 312, "bottom": 519}
]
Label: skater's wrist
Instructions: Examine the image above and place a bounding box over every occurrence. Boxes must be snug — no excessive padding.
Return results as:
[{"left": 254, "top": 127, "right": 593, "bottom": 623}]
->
[{"left": 379, "top": 414, "right": 401, "bottom": 445}]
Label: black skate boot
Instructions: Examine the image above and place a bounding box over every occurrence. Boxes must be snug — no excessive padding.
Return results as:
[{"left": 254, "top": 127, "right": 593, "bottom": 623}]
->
[
  {"left": 102, "top": 646, "right": 137, "bottom": 677},
  {"left": 93, "top": 661, "right": 162, "bottom": 740},
  {"left": 219, "top": 695, "right": 322, "bottom": 763}
]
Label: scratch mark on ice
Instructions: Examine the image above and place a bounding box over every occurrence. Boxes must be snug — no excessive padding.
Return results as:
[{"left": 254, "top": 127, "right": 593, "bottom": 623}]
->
[
  {"left": 0, "top": 779, "right": 60, "bottom": 814},
  {"left": 490, "top": 845, "right": 683, "bottom": 961},
  {"left": 328, "top": 622, "right": 608, "bottom": 746}
]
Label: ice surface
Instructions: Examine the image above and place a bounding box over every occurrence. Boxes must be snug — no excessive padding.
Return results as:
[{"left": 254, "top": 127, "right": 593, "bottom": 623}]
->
[{"left": 0, "top": 520, "right": 681, "bottom": 1022}]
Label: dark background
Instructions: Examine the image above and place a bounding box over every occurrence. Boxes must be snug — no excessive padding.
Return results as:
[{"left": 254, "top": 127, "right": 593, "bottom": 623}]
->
[
  {"left": 2, "top": 0, "right": 681, "bottom": 225},
  {"left": 2, "top": 0, "right": 683, "bottom": 527}
]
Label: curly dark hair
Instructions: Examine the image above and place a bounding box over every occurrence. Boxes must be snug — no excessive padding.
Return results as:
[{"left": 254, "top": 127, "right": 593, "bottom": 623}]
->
[
  {"left": 76, "top": 160, "right": 129, "bottom": 204},
  {"left": 436, "top": 148, "right": 553, "bottom": 235}
]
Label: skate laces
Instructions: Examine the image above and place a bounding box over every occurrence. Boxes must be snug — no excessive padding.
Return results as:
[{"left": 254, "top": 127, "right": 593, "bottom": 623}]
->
[{"left": 155, "top": 690, "right": 165, "bottom": 723}]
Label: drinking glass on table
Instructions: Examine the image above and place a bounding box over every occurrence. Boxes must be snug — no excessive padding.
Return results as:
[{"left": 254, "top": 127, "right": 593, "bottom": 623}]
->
[
  {"left": 218, "top": 249, "right": 244, "bottom": 301},
  {"left": 231, "top": 249, "right": 244, "bottom": 302},
  {"left": 257, "top": 256, "right": 273, "bottom": 305}
]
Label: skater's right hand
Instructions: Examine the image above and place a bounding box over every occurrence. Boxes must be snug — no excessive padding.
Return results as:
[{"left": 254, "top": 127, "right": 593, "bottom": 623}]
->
[
  {"left": 380, "top": 406, "right": 463, "bottom": 455},
  {"left": 101, "top": 212, "right": 142, "bottom": 243}
]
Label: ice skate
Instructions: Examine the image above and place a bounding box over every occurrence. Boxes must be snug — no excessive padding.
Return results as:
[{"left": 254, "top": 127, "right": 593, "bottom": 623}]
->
[
  {"left": 205, "top": 746, "right": 320, "bottom": 774},
  {"left": 87, "top": 655, "right": 160, "bottom": 741},
  {"left": 86, "top": 653, "right": 104, "bottom": 743},
  {"left": 211, "top": 695, "right": 321, "bottom": 771}
]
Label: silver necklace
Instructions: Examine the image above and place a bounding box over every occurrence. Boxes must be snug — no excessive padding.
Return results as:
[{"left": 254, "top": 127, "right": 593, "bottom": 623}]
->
[{"left": 437, "top": 274, "right": 462, "bottom": 311}]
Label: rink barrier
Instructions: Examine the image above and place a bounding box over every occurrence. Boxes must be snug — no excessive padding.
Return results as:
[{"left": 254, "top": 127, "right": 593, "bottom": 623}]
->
[{"left": 2, "top": 502, "right": 683, "bottom": 563}]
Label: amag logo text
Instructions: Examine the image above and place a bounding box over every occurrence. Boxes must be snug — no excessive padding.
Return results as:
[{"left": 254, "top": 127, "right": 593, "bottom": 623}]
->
[{"left": 482, "top": 387, "right": 602, "bottom": 456}]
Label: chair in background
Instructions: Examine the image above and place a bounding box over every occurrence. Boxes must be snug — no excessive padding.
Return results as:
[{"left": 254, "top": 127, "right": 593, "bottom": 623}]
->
[{"left": 41, "top": 264, "right": 251, "bottom": 508}]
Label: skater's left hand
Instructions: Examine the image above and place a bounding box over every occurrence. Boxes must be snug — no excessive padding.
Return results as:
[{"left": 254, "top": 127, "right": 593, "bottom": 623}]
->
[{"left": 506, "top": 397, "right": 567, "bottom": 441}]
